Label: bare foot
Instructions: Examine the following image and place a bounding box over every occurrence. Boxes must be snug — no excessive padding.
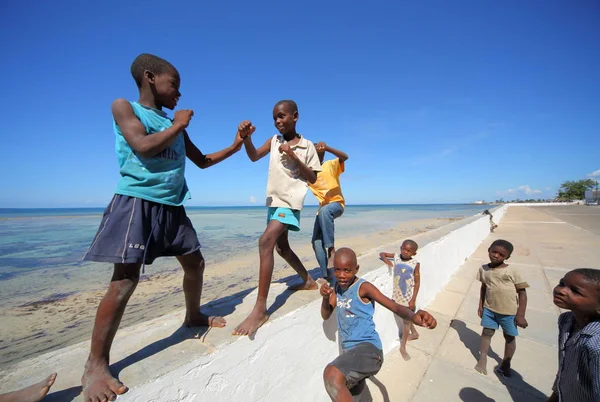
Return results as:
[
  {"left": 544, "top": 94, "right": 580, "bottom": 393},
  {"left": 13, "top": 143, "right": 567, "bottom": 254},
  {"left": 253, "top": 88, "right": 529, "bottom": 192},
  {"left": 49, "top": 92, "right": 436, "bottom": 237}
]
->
[
  {"left": 82, "top": 360, "right": 128, "bottom": 402},
  {"left": 288, "top": 277, "right": 318, "bottom": 291},
  {"left": 0, "top": 373, "right": 57, "bottom": 402},
  {"left": 399, "top": 347, "right": 411, "bottom": 361},
  {"left": 185, "top": 313, "right": 226, "bottom": 328},
  {"left": 407, "top": 333, "right": 419, "bottom": 342},
  {"left": 232, "top": 309, "right": 269, "bottom": 337},
  {"left": 474, "top": 360, "right": 488, "bottom": 375}
]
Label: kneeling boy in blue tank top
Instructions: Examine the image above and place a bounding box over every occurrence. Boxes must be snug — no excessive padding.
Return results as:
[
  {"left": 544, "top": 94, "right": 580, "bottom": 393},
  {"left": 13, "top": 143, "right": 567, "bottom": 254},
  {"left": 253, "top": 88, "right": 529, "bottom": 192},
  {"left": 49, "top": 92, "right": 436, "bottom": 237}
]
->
[
  {"left": 319, "top": 248, "right": 437, "bottom": 401},
  {"left": 81, "top": 53, "right": 246, "bottom": 402}
]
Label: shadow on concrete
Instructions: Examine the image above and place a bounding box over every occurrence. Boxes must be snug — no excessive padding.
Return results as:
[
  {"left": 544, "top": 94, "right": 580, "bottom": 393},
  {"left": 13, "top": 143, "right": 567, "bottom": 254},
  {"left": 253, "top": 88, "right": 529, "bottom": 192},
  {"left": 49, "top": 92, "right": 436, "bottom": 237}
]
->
[
  {"left": 459, "top": 387, "right": 495, "bottom": 401},
  {"left": 452, "top": 320, "right": 548, "bottom": 402},
  {"left": 44, "top": 385, "right": 83, "bottom": 402},
  {"left": 450, "top": 319, "right": 501, "bottom": 364},
  {"left": 367, "top": 375, "right": 390, "bottom": 402}
]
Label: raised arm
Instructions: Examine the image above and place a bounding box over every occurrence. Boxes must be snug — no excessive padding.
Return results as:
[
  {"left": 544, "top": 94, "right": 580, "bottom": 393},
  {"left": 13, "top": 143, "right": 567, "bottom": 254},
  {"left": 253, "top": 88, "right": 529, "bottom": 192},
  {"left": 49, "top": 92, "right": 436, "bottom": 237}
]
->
[
  {"left": 360, "top": 282, "right": 437, "bottom": 328},
  {"left": 320, "top": 143, "right": 348, "bottom": 162},
  {"left": 184, "top": 129, "right": 242, "bottom": 169},
  {"left": 112, "top": 98, "right": 192, "bottom": 159},
  {"left": 379, "top": 252, "right": 395, "bottom": 268},
  {"left": 319, "top": 282, "right": 336, "bottom": 320}
]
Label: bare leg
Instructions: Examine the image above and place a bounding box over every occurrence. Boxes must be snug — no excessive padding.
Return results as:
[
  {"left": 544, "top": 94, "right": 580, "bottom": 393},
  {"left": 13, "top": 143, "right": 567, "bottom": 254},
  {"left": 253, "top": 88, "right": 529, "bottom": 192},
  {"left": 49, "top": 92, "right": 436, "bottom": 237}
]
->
[
  {"left": 0, "top": 373, "right": 56, "bottom": 402},
  {"left": 323, "top": 365, "right": 353, "bottom": 402},
  {"left": 82, "top": 263, "right": 140, "bottom": 402},
  {"left": 475, "top": 328, "right": 495, "bottom": 375},
  {"left": 178, "top": 251, "right": 225, "bottom": 328},
  {"left": 399, "top": 319, "right": 412, "bottom": 361},
  {"left": 408, "top": 322, "right": 419, "bottom": 341},
  {"left": 232, "top": 221, "right": 286, "bottom": 336},
  {"left": 496, "top": 333, "right": 516, "bottom": 378},
  {"left": 276, "top": 230, "right": 317, "bottom": 291}
]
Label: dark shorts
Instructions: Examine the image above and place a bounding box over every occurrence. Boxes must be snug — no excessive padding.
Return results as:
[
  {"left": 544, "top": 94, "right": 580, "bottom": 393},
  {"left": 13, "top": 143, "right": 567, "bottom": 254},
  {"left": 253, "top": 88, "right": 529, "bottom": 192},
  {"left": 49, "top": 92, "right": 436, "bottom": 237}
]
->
[
  {"left": 83, "top": 194, "right": 201, "bottom": 265},
  {"left": 329, "top": 342, "right": 384, "bottom": 391}
]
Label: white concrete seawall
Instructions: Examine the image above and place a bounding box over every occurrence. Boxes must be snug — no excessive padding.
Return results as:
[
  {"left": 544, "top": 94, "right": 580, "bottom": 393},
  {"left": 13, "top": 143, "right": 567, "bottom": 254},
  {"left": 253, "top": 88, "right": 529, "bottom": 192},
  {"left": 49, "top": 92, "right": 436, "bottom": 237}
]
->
[{"left": 122, "top": 205, "right": 510, "bottom": 402}]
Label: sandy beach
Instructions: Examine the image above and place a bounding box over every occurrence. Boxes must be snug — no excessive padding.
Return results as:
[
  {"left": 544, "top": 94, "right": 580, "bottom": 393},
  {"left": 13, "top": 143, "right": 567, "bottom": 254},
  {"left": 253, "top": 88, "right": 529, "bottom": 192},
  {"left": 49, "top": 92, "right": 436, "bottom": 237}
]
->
[{"left": 0, "top": 216, "right": 461, "bottom": 369}]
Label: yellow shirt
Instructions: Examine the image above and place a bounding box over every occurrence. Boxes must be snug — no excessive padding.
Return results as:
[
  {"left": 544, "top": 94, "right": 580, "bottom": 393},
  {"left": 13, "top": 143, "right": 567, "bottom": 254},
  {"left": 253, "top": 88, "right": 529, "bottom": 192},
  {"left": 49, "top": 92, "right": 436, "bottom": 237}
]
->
[
  {"left": 308, "top": 158, "right": 345, "bottom": 209},
  {"left": 477, "top": 264, "right": 529, "bottom": 315}
]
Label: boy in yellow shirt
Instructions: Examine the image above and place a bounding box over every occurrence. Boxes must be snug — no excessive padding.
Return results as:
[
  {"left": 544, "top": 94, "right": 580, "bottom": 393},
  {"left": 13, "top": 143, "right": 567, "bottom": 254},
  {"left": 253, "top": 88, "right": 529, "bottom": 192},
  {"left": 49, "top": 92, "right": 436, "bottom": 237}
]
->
[{"left": 308, "top": 142, "right": 348, "bottom": 280}]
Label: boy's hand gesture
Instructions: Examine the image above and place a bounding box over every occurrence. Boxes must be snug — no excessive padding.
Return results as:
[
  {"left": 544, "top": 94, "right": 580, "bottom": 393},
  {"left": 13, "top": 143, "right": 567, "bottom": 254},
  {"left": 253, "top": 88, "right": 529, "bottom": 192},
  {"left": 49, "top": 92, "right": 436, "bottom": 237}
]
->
[
  {"left": 412, "top": 309, "right": 437, "bottom": 329},
  {"left": 408, "top": 300, "right": 416, "bottom": 311},
  {"left": 316, "top": 142, "right": 327, "bottom": 152},
  {"left": 515, "top": 315, "right": 528, "bottom": 328},
  {"left": 237, "top": 120, "right": 255, "bottom": 140},
  {"left": 279, "top": 142, "right": 294, "bottom": 157},
  {"left": 320, "top": 282, "right": 333, "bottom": 298},
  {"left": 174, "top": 110, "right": 194, "bottom": 129}
]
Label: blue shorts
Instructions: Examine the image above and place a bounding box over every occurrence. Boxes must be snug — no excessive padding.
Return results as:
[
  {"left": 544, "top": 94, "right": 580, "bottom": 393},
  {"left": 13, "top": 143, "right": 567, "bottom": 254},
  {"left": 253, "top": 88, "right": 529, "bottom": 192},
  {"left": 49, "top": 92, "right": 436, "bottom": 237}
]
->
[
  {"left": 267, "top": 207, "right": 301, "bottom": 232},
  {"left": 83, "top": 194, "right": 201, "bottom": 265},
  {"left": 481, "top": 307, "right": 518, "bottom": 336}
]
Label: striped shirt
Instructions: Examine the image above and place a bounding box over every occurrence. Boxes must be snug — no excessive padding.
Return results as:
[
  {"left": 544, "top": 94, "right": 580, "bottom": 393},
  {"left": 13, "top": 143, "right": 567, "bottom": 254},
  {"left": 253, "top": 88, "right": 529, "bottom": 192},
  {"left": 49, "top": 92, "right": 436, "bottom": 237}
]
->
[{"left": 553, "top": 312, "right": 600, "bottom": 402}]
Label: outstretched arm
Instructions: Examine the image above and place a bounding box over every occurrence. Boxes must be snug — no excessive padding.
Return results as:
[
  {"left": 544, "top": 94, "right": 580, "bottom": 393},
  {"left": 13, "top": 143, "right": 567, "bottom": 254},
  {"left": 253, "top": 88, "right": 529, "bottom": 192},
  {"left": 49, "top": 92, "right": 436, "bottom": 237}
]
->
[
  {"left": 317, "top": 142, "right": 348, "bottom": 162},
  {"left": 184, "top": 129, "right": 243, "bottom": 169},
  {"left": 320, "top": 282, "right": 336, "bottom": 320},
  {"left": 238, "top": 121, "right": 270, "bottom": 162},
  {"left": 112, "top": 99, "right": 192, "bottom": 159},
  {"left": 359, "top": 282, "right": 437, "bottom": 328},
  {"left": 379, "top": 252, "right": 395, "bottom": 268}
]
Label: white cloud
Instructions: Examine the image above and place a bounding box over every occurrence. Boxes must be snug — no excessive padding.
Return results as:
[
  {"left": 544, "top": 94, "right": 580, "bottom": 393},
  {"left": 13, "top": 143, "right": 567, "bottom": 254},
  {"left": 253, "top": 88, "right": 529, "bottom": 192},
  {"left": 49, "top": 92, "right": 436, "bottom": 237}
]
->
[
  {"left": 496, "top": 185, "right": 542, "bottom": 197},
  {"left": 249, "top": 195, "right": 256, "bottom": 204},
  {"left": 587, "top": 169, "right": 600, "bottom": 179}
]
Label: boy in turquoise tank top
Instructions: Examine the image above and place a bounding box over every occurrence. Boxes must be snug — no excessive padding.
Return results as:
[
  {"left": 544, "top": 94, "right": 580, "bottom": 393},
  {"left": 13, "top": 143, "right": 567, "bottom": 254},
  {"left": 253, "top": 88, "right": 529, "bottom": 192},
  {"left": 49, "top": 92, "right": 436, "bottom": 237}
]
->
[
  {"left": 81, "top": 53, "right": 246, "bottom": 402},
  {"left": 319, "top": 248, "right": 437, "bottom": 401}
]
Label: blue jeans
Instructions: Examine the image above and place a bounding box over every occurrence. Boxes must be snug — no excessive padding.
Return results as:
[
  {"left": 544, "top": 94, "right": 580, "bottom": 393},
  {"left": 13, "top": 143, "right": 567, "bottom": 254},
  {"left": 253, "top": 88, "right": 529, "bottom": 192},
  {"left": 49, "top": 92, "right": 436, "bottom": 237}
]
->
[{"left": 312, "top": 202, "right": 344, "bottom": 277}]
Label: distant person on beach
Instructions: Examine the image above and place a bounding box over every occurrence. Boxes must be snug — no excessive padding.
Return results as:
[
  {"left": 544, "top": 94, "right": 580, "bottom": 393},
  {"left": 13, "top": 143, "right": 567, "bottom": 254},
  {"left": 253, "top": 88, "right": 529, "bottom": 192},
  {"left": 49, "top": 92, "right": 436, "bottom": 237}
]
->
[
  {"left": 0, "top": 373, "right": 56, "bottom": 402},
  {"left": 320, "top": 248, "right": 437, "bottom": 401},
  {"left": 81, "top": 53, "right": 246, "bottom": 401},
  {"left": 548, "top": 268, "right": 600, "bottom": 402},
  {"left": 308, "top": 142, "right": 348, "bottom": 280},
  {"left": 475, "top": 239, "right": 529, "bottom": 377},
  {"left": 232, "top": 100, "right": 322, "bottom": 337},
  {"left": 482, "top": 209, "right": 498, "bottom": 233},
  {"left": 379, "top": 239, "right": 421, "bottom": 360}
]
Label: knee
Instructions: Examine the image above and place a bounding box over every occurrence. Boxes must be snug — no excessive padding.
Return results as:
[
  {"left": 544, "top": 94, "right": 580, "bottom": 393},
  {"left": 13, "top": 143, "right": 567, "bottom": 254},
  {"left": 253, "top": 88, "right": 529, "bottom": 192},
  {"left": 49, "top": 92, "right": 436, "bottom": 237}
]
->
[
  {"left": 109, "top": 278, "right": 139, "bottom": 301},
  {"left": 259, "top": 233, "right": 276, "bottom": 252},
  {"left": 503, "top": 333, "right": 516, "bottom": 343},
  {"left": 183, "top": 256, "right": 205, "bottom": 278},
  {"left": 482, "top": 328, "right": 495, "bottom": 337},
  {"left": 323, "top": 365, "right": 344, "bottom": 396}
]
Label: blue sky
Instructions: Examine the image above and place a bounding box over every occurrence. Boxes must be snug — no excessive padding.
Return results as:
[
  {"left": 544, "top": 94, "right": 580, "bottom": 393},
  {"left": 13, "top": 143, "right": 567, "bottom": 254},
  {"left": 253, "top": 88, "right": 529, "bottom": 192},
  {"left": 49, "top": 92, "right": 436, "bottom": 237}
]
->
[{"left": 1, "top": 1, "right": 599, "bottom": 207}]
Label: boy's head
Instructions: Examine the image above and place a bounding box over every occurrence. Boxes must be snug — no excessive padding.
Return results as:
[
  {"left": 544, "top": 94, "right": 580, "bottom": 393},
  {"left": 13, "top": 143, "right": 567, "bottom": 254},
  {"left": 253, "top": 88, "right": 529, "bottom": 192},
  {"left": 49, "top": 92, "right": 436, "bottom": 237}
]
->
[
  {"left": 400, "top": 240, "right": 418, "bottom": 260},
  {"left": 488, "top": 239, "right": 513, "bottom": 267},
  {"left": 553, "top": 268, "right": 600, "bottom": 317},
  {"left": 130, "top": 53, "right": 181, "bottom": 110},
  {"left": 273, "top": 100, "right": 298, "bottom": 136},
  {"left": 333, "top": 247, "right": 359, "bottom": 290}
]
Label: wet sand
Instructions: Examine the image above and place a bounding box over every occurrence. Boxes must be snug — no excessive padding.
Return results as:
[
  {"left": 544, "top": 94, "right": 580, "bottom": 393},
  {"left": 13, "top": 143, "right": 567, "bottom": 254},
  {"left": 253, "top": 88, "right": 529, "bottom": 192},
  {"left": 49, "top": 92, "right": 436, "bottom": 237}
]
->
[{"left": 0, "top": 216, "right": 461, "bottom": 369}]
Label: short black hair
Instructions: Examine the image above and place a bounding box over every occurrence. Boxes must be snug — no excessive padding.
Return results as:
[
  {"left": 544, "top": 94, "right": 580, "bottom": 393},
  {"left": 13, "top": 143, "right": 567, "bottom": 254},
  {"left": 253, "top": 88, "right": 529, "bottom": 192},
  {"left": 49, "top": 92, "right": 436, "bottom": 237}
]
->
[
  {"left": 571, "top": 268, "right": 600, "bottom": 287},
  {"left": 274, "top": 100, "right": 298, "bottom": 114},
  {"left": 130, "top": 53, "right": 178, "bottom": 88},
  {"left": 490, "top": 239, "right": 514, "bottom": 256},
  {"left": 403, "top": 239, "right": 418, "bottom": 251}
]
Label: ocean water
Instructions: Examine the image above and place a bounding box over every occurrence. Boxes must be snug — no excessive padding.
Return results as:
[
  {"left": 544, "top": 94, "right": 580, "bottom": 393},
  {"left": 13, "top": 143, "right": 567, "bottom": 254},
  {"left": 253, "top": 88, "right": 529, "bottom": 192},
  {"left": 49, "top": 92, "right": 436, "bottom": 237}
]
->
[{"left": 0, "top": 204, "right": 490, "bottom": 307}]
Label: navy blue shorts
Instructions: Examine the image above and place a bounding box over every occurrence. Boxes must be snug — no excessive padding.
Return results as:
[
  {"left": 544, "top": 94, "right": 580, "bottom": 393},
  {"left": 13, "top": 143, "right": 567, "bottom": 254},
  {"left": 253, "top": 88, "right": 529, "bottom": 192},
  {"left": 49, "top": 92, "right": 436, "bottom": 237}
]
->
[{"left": 83, "top": 194, "right": 201, "bottom": 265}]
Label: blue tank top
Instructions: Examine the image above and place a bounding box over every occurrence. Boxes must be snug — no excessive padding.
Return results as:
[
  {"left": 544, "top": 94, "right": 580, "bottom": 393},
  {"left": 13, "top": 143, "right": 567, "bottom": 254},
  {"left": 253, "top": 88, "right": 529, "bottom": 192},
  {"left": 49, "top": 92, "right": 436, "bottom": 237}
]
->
[
  {"left": 114, "top": 101, "right": 190, "bottom": 206},
  {"left": 335, "top": 278, "right": 382, "bottom": 351}
]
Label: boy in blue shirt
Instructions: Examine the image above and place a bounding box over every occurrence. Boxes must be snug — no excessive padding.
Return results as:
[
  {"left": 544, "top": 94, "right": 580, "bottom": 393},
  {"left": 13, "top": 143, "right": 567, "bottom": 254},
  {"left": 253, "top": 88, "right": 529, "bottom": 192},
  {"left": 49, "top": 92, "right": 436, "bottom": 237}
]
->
[
  {"left": 81, "top": 53, "right": 245, "bottom": 402},
  {"left": 319, "top": 248, "right": 437, "bottom": 401}
]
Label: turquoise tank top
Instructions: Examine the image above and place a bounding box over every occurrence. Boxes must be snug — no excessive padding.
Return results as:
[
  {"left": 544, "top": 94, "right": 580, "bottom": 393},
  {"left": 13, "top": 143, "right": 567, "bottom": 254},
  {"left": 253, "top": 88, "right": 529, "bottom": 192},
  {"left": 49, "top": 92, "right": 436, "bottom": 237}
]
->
[
  {"left": 335, "top": 278, "right": 382, "bottom": 351},
  {"left": 114, "top": 102, "right": 190, "bottom": 206}
]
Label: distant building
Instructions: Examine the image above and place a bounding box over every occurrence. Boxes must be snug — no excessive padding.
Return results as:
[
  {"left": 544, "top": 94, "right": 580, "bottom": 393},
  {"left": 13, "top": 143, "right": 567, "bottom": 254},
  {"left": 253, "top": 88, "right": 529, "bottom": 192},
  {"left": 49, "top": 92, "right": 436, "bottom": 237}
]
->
[
  {"left": 584, "top": 190, "right": 600, "bottom": 205},
  {"left": 473, "top": 200, "right": 486, "bottom": 205}
]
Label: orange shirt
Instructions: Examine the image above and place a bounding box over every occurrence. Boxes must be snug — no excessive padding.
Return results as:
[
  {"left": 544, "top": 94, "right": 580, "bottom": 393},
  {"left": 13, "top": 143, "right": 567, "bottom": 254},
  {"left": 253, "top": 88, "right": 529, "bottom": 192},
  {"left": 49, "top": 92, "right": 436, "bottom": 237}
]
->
[{"left": 308, "top": 158, "right": 345, "bottom": 208}]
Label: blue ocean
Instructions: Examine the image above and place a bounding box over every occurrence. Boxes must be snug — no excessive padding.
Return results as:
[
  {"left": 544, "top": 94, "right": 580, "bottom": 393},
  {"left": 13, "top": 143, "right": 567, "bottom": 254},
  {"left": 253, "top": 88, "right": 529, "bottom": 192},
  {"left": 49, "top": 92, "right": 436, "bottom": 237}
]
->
[{"left": 0, "top": 204, "right": 490, "bottom": 308}]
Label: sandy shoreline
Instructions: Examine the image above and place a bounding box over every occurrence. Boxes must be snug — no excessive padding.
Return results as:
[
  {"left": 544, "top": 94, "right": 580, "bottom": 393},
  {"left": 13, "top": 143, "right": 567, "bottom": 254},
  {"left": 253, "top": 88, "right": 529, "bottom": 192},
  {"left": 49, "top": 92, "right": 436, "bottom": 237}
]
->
[{"left": 0, "top": 216, "right": 461, "bottom": 369}]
